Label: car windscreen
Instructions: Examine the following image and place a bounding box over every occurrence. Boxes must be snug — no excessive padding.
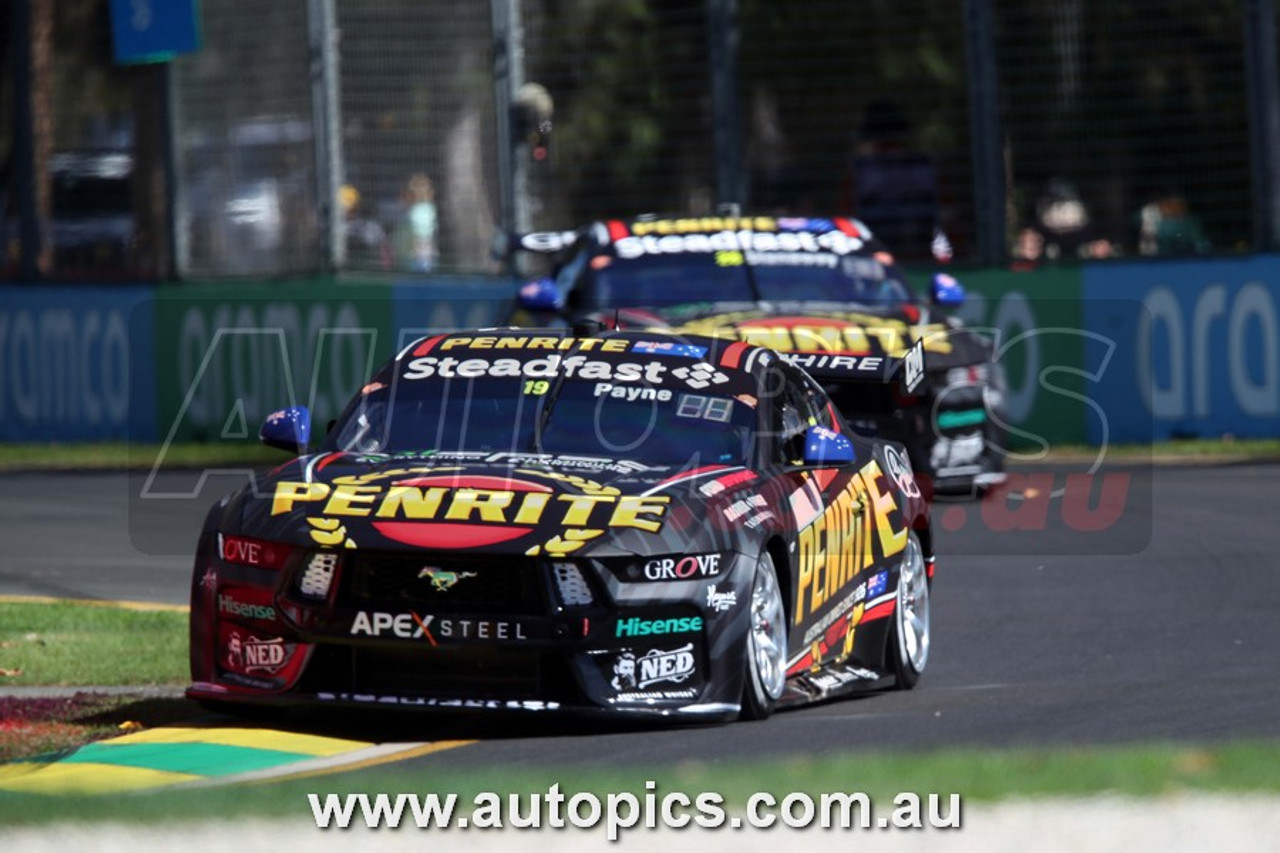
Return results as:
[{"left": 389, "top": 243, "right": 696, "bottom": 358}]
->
[
  {"left": 325, "top": 373, "right": 757, "bottom": 467},
  {"left": 588, "top": 252, "right": 911, "bottom": 306}
]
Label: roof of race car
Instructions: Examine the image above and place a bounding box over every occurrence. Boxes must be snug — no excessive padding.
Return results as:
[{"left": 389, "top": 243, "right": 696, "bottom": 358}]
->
[
  {"left": 518, "top": 214, "right": 895, "bottom": 261},
  {"left": 392, "top": 328, "right": 779, "bottom": 393},
  {"left": 390, "top": 327, "right": 907, "bottom": 393}
]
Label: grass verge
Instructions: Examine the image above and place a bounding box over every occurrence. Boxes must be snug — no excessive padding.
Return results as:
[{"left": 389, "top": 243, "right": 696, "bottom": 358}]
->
[
  {"left": 0, "top": 693, "right": 202, "bottom": 764},
  {"left": 0, "top": 442, "right": 284, "bottom": 472},
  {"left": 0, "top": 601, "right": 188, "bottom": 687},
  {"left": 2, "top": 738, "right": 1280, "bottom": 824}
]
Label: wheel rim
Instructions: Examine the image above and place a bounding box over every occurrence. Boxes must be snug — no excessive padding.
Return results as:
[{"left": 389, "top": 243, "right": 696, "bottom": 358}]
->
[
  {"left": 896, "top": 535, "right": 930, "bottom": 673},
  {"left": 750, "top": 556, "right": 787, "bottom": 700}
]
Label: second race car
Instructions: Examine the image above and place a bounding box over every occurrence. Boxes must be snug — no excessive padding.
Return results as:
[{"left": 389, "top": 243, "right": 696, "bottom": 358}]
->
[{"left": 506, "top": 213, "right": 1007, "bottom": 495}]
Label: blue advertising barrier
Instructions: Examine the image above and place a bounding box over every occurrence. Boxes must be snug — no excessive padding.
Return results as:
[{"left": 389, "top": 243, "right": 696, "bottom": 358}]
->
[
  {"left": 0, "top": 285, "right": 156, "bottom": 441},
  {"left": 1083, "top": 256, "right": 1280, "bottom": 443},
  {"left": 391, "top": 276, "right": 517, "bottom": 352}
]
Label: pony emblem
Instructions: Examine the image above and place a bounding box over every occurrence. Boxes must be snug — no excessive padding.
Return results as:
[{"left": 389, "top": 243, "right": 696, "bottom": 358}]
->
[{"left": 418, "top": 567, "right": 478, "bottom": 592}]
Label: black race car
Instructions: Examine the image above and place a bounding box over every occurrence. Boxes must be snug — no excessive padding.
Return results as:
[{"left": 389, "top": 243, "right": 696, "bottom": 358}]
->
[
  {"left": 506, "top": 214, "right": 1007, "bottom": 495},
  {"left": 188, "top": 328, "right": 934, "bottom": 721}
]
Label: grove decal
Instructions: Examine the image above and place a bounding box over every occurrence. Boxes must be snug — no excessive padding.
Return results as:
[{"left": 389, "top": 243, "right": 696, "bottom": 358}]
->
[
  {"left": 271, "top": 467, "right": 669, "bottom": 556},
  {"left": 642, "top": 553, "right": 723, "bottom": 580}
]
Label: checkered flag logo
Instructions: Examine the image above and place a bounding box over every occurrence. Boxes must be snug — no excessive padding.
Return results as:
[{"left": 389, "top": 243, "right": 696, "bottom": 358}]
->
[{"left": 672, "top": 363, "right": 730, "bottom": 389}]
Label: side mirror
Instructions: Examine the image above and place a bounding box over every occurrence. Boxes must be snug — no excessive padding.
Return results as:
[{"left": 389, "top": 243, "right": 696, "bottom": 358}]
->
[
  {"left": 260, "top": 406, "right": 311, "bottom": 454},
  {"left": 802, "top": 425, "right": 855, "bottom": 466},
  {"left": 518, "top": 277, "right": 563, "bottom": 312},
  {"left": 930, "top": 272, "right": 966, "bottom": 307}
]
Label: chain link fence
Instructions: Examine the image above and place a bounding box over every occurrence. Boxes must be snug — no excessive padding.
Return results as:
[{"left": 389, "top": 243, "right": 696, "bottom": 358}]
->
[{"left": 2, "top": 0, "right": 1276, "bottom": 279}]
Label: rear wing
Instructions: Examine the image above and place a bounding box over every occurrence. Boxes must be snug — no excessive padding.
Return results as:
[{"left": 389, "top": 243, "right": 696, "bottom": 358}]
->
[
  {"left": 492, "top": 229, "right": 581, "bottom": 259},
  {"left": 779, "top": 337, "right": 926, "bottom": 395}
]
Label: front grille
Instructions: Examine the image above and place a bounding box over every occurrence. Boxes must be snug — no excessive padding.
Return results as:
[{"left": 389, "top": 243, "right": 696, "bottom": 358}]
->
[
  {"left": 358, "top": 646, "right": 541, "bottom": 697},
  {"left": 295, "top": 644, "right": 581, "bottom": 703},
  {"left": 339, "top": 552, "right": 545, "bottom": 614}
]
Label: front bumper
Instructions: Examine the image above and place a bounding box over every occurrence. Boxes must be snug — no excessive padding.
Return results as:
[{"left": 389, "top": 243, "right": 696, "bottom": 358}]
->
[{"left": 189, "top": 544, "right": 756, "bottom": 719}]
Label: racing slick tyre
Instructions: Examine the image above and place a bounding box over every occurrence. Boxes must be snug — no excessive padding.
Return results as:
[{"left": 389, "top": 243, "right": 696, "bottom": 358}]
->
[
  {"left": 740, "top": 551, "right": 788, "bottom": 721},
  {"left": 889, "top": 531, "right": 930, "bottom": 690}
]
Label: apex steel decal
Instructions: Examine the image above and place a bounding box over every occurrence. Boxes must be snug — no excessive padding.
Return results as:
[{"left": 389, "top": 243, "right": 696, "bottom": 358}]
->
[
  {"left": 270, "top": 466, "right": 669, "bottom": 556},
  {"left": 349, "top": 611, "right": 530, "bottom": 641}
]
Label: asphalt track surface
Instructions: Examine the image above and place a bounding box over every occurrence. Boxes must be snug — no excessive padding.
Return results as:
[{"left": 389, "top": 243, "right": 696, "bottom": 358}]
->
[{"left": 1, "top": 461, "right": 1278, "bottom": 772}]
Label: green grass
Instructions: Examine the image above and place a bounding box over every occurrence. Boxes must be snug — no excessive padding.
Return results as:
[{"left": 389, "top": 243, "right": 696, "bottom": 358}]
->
[
  {"left": 0, "top": 442, "right": 285, "bottom": 471},
  {"left": 1, "top": 739, "right": 1279, "bottom": 825},
  {"left": 0, "top": 601, "right": 188, "bottom": 687}
]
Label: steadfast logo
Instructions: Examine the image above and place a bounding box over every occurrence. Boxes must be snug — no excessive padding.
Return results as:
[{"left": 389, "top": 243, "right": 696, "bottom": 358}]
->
[
  {"left": 615, "top": 615, "right": 703, "bottom": 638},
  {"left": 613, "top": 228, "right": 864, "bottom": 260},
  {"left": 402, "top": 354, "right": 667, "bottom": 383},
  {"left": 794, "top": 458, "right": 907, "bottom": 626}
]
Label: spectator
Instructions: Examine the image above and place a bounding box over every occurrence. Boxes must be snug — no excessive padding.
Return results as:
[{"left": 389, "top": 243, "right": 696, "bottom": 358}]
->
[
  {"left": 845, "top": 100, "right": 942, "bottom": 262},
  {"left": 392, "top": 173, "right": 438, "bottom": 272},
  {"left": 1018, "top": 179, "right": 1115, "bottom": 262},
  {"left": 339, "top": 184, "right": 388, "bottom": 268},
  {"left": 1138, "top": 191, "right": 1211, "bottom": 256}
]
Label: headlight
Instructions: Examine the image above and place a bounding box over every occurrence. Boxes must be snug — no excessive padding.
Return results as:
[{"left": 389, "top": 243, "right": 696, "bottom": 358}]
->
[{"left": 551, "top": 561, "right": 595, "bottom": 607}]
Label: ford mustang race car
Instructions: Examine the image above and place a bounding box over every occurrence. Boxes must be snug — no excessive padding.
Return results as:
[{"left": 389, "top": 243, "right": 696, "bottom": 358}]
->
[
  {"left": 506, "top": 214, "right": 1007, "bottom": 495},
  {"left": 188, "top": 328, "right": 934, "bottom": 721}
]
